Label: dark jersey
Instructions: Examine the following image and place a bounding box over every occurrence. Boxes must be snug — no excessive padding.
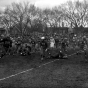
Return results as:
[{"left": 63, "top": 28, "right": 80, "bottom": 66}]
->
[
  {"left": 55, "top": 39, "right": 59, "bottom": 43},
  {"left": 55, "top": 39, "right": 59, "bottom": 47},
  {"left": 61, "top": 42, "right": 67, "bottom": 48},
  {"left": 40, "top": 39, "right": 48, "bottom": 50},
  {"left": 31, "top": 40, "right": 36, "bottom": 47},
  {"left": 1, "top": 37, "right": 12, "bottom": 48},
  {"left": 80, "top": 41, "right": 85, "bottom": 49}
]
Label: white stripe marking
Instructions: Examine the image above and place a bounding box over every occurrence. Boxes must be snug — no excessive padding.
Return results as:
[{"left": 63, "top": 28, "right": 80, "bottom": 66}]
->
[
  {"left": 0, "top": 49, "right": 85, "bottom": 81},
  {"left": 0, "top": 68, "right": 34, "bottom": 81}
]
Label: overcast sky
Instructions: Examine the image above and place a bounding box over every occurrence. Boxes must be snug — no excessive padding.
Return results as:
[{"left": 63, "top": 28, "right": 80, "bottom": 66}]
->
[{"left": 0, "top": 0, "right": 84, "bottom": 10}]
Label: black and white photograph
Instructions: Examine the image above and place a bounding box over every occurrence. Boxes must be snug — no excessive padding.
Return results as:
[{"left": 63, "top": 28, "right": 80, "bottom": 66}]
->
[{"left": 0, "top": 0, "right": 88, "bottom": 88}]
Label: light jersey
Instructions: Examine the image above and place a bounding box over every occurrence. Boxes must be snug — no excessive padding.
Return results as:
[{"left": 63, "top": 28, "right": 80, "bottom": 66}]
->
[
  {"left": 85, "top": 37, "right": 88, "bottom": 42},
  {"left": 84, "top": 44, "right": 87, "bottom": 50},
  {"left": 50, "top": 38, "right": 55, "bottom": 48}
]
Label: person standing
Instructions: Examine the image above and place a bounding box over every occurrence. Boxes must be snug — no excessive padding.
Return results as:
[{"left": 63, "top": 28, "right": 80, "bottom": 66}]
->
[
  {"left": 55, "top": 38, "right": 59, "bottom": 48},
  {"left": 50, "top": 37, "right": 55, "bottom": 48},
  {"left": 0, "top": 35, "right": 12, "bottom": 58},
  {"left": 40, "top": 36, "right": 48, "bottom": 60}
]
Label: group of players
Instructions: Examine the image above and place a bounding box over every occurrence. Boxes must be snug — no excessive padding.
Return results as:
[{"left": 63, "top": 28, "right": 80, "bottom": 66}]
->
[{"left": 0, "top": 33, "right": 87, "bottom": 60}]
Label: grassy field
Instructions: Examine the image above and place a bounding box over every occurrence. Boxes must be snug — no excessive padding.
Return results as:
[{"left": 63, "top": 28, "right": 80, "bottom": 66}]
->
[{"left": 0, "top": 49, "right": 88, "bottom": 88}]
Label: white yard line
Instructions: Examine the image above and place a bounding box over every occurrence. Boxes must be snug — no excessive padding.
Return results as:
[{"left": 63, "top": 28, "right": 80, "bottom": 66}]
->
[
  {"left": 0, "top": 49, "right": 85, "bottom": 81},
  {"left": 0, "top": 68, "right": 34, "bottom": 81}
]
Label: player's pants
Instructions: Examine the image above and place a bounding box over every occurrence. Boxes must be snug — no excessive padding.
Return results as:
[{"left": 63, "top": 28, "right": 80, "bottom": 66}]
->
[{"left": 40, "top": 47, "right": 47, "bottom": 60}]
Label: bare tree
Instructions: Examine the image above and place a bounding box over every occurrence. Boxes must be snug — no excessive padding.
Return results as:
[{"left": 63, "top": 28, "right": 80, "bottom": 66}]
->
[
  {"left": 3, "top": 2, "right": 37, "bottom": 36},
  {"left": 62, "top": 0, "right": 88, "bottom": 28},
  {"left": 51, "top": 6, "right": 64, "bottom": 27},
  {"left": 0, "top": 8, "right": 12, "bottom": 35}
]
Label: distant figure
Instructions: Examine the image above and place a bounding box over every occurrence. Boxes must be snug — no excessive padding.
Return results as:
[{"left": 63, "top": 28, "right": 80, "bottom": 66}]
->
[
  {"left": 55, "top": 38, "right": 59, "bottom": 48},
  {"left": 0, "top": 36, "right": 12, "bottom": 58},
  {"left": 50, "top": 37, "right": 55, "bottom": 48},
  {"left": 40, "top": 36, "right": 48, "bottom": 60},
  {"left": 61, "top": 40, "right": 68, "bottom": 53},
  {"left": 19, "top": 43, "right": 31, "bottom": 56},
  {"left": 78, "top": 40, "right": 87, "bottom": 59}
]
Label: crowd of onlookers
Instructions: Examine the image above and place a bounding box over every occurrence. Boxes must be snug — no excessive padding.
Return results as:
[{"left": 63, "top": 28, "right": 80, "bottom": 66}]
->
[{"left": 0, "top": 32, "right": 88, "bottom": 60}]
